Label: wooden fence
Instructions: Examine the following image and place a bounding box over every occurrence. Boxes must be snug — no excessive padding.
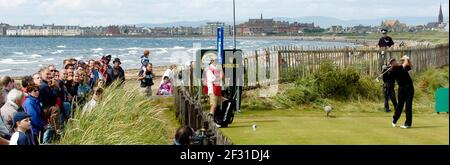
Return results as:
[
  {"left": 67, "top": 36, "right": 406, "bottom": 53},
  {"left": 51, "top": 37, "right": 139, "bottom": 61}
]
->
[
  {"left": 242, "top": 43, "right": 449, "bottom": 86},
  {"left": 174, "top": 87, "right": 233, "bottom": 145}
]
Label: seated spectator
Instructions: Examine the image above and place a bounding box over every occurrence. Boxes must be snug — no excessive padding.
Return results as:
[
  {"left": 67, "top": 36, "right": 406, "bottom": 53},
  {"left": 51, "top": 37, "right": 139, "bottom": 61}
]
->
[{"left": 157, "top": 76, "right": 173, "bottom": 96}]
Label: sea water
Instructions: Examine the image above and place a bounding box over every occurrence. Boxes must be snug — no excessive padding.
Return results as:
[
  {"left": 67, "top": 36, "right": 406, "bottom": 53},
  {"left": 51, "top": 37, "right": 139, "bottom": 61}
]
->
[{"left": 0, "top": 37, "right": 356, "bottom": 76}]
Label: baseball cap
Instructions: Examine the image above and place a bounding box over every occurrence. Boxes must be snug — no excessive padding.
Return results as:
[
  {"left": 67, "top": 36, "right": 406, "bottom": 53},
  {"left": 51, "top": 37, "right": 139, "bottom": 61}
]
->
[
  {"left": 381, "top": 29, "right": 388, "bottom": 34},
  {"left": 12, "top": 112, "right": 31, "bottom": 128}
]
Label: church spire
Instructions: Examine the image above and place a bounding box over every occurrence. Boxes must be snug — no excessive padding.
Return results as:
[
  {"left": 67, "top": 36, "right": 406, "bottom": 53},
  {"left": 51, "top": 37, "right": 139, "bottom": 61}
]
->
[{"left": 438, "top": 3, "right": 444, "bottom": 24}]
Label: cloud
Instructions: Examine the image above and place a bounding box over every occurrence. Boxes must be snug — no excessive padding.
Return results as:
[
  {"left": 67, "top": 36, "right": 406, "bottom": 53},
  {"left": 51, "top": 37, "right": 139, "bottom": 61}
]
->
[
  {"left": 0, "top": 0, "right": 448, "bottom": 25},
  {"left": 0, "top": 0, "right": 27, "bottom": 8}
]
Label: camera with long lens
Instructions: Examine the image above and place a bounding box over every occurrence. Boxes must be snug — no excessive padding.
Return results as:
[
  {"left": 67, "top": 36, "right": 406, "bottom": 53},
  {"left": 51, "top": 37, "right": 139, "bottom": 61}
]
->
[{"left": 191, "top": 122, "right": 216, "bottom": 145}]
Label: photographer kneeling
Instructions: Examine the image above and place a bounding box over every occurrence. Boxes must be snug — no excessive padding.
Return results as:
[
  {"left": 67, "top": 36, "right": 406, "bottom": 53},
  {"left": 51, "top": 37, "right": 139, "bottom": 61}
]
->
[{"left": 174, "top": 126, "right": 194, "bottom": 146}]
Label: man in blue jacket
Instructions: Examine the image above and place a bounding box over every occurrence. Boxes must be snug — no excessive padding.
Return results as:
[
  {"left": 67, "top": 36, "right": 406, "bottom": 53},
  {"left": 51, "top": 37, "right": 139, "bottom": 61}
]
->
[{"left": 22, "top": 84, "right": 45, "bottom": 145}]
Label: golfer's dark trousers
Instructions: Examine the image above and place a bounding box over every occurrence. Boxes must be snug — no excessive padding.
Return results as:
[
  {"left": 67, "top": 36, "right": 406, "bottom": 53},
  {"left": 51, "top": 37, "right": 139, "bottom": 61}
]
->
[
  {"left": 383, "top": 84, "right": 397, "bottom": 112},
  {"left": 393, "top": 86, "right": 414, "bottom": 126}
]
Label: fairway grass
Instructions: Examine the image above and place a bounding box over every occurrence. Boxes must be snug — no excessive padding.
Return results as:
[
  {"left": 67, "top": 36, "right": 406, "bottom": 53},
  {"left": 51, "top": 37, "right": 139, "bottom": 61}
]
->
[{"left": 220, "top": 109, "right": 449, "bottom": 145}]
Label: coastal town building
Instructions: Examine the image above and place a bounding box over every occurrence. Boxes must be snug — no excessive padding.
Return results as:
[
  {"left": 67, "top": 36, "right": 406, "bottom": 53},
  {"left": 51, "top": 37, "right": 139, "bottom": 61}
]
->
[
  {"left": 81, "top": 26, "right": 107, "bottom": 36},
  {"left": 0, "top": 23, "right": 9, "bottom": 36},
  {"left": 170, "top": 26, "right": 195, "bottom": 36},
  {"left": 381, "top": 19, "right": 408, "bottom": 32},
  {"left": 105, "top": 26, "right": 121, "bottom": 36},
  {"left": 287, "top": 22, "right": 315, "bottom": 35},
  {"left": 5, "top": 24, "right": 82, "bottom": 36},
  {"left": 200, "top": 22, "right": 232, "bottom": 36},
  {"left": 328, "top": 25, "right": 344, "bottom": 33},
  {"left": 121, "top": 25, "right": 149, "bottom": 35},
  {"left": 238, "top": 14, "right": 276, "bottom": 36}
]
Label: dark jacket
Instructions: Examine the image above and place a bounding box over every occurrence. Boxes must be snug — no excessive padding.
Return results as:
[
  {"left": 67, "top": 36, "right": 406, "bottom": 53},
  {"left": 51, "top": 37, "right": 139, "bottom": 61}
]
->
[
  {"left": 139, "top": 70, "right": 154, "bottom": 88},
  {"left": 106, "top": 65, "right": 114, "bottom": 86},
  {"left": 65, "top": 80, "right": 79, "bottom": 100},
  {"left": 39, "top": 80, "right": 56, "bottom": 109},
  {"left": 392, "top": 65, "right": 414, "bottom": 89},
  {"left": 378, "top": 36, "right": 394, "bottom": 48},
  {"left": 382, "top": 66, "right": 395, "bottom": 88},
  {"left": 112, "top": 66, "right": 126, "bottom": 85}
]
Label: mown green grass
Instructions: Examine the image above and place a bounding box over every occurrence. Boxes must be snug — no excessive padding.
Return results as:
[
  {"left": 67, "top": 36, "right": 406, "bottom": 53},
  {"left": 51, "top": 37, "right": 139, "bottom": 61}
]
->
[{"left": 221, "top": 110, "right": 448, "bottom": 145}]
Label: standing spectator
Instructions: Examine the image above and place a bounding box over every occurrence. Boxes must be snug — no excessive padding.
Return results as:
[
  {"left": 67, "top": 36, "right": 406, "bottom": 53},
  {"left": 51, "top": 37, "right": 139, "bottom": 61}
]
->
[
  {"left": 9, "top": 112, "right": 33, "bottom": 145},
  {"left": 38, "top": 67, "right": 56, "bottom": 110},
  {"left": 67, "top": 71, "right": 80, "bottom": 101},
  {"left": 48, "top": 65, "right": 57, "bottom": 80},
  {"left": 60, "top": 69, "right": 72, "bottom": 123},
  {"left": 38, "top": 67, "right": 59, "bottom": 144},
  {"left": 89, "top": 61, "right": 103, "bottom": 89},
  {"left": 99, "top": 55, "right": 113, "bottom": 86},
  {"left": 65, "top": 64, "right": 76, "bottom": 81},
  {"left": 1, "top": 76, "right": 16, "bottom": 107},
  {"left": 88, "top": 59, "right": 96, "bottom": 70},
  {"left": 21, "top": 76, "right": 34, "bottom": 106},
  {"left": 105, "top": 55, "right": 114, "bottom": 86},
  {"left": 138, "top": 63, "right": 155, "bottom": 97},
  {"left": 112, "top": 58, "right": 125, "bottom": 86},
  {"left": 205, "top": 59, "right": 223, "bottom": 118},
  {"left": 53, "top": 70, "right": 60, "bottom": 81},
  {"left": 77, "top": 71, "right": 91, "bottom": 104},
  {"left": 22, "top": 84, "right": 45, "bottom": 144},
  {"left": 382, "top": 63, "right": 397, "bottom": 113},
  {"left": 378, "top": 29, "right": 394, "bottom": 48},
  {"left": 378, "top": 29, "right": 395, "bottom": 70},
  {"left": 32, "top": 73, "right": 41, "bottom": 88},
  {"left": 0, "top": 89, "right": 24, "bottom": 132}
]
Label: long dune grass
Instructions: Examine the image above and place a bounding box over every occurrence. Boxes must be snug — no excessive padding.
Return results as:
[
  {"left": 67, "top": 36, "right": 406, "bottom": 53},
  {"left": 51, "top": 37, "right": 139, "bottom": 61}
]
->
[{"left": 59, "top": 82, "right": 169, "bottom": 145}]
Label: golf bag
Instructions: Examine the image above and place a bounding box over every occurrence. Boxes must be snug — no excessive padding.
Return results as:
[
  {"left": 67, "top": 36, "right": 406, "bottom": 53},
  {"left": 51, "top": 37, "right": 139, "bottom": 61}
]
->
[{"left": 214, "top": 88, "right": 237, "bottom": 127}]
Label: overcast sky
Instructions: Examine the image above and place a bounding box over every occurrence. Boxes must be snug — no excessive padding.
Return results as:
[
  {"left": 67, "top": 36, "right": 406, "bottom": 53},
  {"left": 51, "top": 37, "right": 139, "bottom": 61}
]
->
[{"left": 0, "top": 0, "right": 448, "bottom": 26}]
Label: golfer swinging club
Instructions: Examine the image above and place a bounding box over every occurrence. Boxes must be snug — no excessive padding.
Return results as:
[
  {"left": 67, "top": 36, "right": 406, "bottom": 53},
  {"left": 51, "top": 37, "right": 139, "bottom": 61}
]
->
[{"left": 390, "top": 55, "right": 414, "bottom": 129}]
